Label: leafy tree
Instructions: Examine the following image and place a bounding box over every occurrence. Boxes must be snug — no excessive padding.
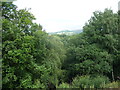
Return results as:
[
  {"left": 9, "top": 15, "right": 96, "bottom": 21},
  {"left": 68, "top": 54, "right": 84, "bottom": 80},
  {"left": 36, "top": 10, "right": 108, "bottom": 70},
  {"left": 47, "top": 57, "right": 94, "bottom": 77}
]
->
[
  {"left": 2, "top": 2, "right": 49, "bottom": 88},
  {"left": 44, "top": 35, "right": 66, "bottom": 86},
  {"left": 62, "top": 9, "right": 119, "bottom": 83},
  {"left": 83, "top": 9, "right": 119, "bottom": 80},
  {"left": 2, "top": 2, "right": 67, "bottom": 88},
  {"left": 2, "top": 2, "right": 120, "bottom": 89}
]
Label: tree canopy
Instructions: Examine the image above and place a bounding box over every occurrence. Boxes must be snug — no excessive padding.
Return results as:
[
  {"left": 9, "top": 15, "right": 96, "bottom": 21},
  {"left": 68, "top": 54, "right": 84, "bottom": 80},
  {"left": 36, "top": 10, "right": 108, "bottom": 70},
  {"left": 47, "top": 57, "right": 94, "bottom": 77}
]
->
[{"left": 2, "top": 2, "right": 120, "bottom": 89}]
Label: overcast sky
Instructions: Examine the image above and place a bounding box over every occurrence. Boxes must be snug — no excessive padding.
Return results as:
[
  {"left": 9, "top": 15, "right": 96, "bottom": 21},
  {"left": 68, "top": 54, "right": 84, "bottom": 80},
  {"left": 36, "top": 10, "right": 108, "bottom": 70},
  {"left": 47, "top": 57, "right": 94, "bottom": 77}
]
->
[{"left": 13, "top": 0, "right": 119, "bottom": 32}]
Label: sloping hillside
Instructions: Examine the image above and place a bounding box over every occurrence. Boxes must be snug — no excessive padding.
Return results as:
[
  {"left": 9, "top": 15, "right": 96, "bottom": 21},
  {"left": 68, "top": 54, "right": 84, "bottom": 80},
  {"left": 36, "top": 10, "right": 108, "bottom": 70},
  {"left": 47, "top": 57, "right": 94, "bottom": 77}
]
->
[{"left": 49, "top": 29, "right": 82, "bottom": 35}]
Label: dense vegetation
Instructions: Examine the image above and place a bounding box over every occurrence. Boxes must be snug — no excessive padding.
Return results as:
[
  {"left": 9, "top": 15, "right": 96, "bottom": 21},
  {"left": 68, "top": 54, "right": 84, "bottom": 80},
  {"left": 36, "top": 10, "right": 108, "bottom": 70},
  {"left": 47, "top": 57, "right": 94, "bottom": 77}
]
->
[{"left": 2, "top": 2, "right": 120, "bottom": 89}]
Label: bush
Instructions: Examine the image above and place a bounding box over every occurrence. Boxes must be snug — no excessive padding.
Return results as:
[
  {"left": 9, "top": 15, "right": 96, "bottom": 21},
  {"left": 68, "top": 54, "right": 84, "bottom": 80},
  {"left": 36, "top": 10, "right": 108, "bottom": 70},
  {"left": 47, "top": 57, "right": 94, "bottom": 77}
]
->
[
  {"left": 57, "top": 82, "right": 70, "bottom": 88},
  {"left": 91, "top": 75, "right": 110, "bottom": 88},
  {"left": 72, "top": 75, "right": 110, "bottom": 88},
  {"left": 104, "top": 81, "right": 120, "bottom": 88},
  {"left": 72, "top": 75, "right": 93, "bottom": 88}
]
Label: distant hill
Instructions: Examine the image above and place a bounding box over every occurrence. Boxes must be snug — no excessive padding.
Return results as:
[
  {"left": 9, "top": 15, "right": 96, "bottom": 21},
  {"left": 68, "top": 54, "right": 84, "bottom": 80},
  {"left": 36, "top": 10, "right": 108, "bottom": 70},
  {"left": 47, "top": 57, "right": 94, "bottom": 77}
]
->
[{"left": 49, "top": 29, "right": 83, "bottom": 35}]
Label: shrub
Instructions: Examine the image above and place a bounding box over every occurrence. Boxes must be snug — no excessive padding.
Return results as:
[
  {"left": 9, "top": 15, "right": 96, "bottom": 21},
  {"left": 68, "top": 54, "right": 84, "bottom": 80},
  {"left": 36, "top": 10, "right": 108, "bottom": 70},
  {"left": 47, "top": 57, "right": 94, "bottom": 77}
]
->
[
  {"left": 104, "top": 81, "right": 120, "bottom": 88},
  {"left": 57, "top": 82, "right": 70, "bottom": 88},
  {"left": 72, "top": 75, "right": 110, "bottom": 88},
  {"left": 91, "top": 75, "right": 110, "bottom": 88},
  {"left": 72, "top": 75, "right": 93, "bottom": 88}
]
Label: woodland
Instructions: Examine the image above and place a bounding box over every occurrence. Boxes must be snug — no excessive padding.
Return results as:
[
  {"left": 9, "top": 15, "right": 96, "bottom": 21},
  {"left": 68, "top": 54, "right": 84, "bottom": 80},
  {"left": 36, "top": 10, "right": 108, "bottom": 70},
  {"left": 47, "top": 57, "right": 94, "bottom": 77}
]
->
[{"left": 2, "top": 2, "right": 120, "bottom": 89}]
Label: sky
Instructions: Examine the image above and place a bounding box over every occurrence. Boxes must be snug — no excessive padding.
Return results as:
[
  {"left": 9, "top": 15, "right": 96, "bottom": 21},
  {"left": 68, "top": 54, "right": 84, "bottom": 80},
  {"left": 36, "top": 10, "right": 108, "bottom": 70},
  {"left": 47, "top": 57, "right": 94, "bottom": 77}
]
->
[{"left": 13, "top": 0, "right": 119, "bottom": 32}]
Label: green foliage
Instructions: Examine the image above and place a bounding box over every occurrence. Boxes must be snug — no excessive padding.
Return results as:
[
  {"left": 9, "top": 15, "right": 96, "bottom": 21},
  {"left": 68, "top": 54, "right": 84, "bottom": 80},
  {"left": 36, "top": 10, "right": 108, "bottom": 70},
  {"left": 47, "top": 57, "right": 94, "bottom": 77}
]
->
[
  {"left": 57, "top": 82, "right": 70, "bottom": 88},
  {"left": 2, "top": 2, "right": 65, "bottom": 88},
  {"left": 91, "top": 76, "right": 110, "bottom": 88},
  {"left": 44, "top": 35, "right": 66, "bottom": 86},
  {"left": 62, "top": 9, "right": 119, "bottom": 83},
  {"left": 104, "top": 81, "right": 120, "bottom": 88},
  {"left": 83, "top": 9, "right": 120, "bottom": 80},
  {"left": 72, "top": 75, "right": 92, "bottom": 88},
  {"left": 72, "top": 75, "right": 109, "bottom": 88},
  {"left": 2, "top": 2, "right": 120, "bottom": 89}
]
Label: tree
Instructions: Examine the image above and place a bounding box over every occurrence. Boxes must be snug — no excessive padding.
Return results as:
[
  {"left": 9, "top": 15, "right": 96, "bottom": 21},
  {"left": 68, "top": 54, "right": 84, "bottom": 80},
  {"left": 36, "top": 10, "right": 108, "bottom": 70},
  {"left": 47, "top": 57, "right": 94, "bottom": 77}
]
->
[
  {"left": 62, "top": 9, "right": 119, "bottom": 82},
  {"left": 83, "top": 9, "right": 119, "bottom": 80},
  {"left": 2, "top": 2, "right": 49, "bottom": 88},
  {"left": 2, "top": 2, "right": 67, "bottom": 88}
]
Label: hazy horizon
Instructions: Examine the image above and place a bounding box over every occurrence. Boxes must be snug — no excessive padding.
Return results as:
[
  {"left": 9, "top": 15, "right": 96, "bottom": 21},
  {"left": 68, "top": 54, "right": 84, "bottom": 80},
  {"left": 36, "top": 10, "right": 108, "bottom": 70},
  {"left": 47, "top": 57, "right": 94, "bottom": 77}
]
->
[{"left": 13, "top": 0, "right": 119, "bottom": 32}]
